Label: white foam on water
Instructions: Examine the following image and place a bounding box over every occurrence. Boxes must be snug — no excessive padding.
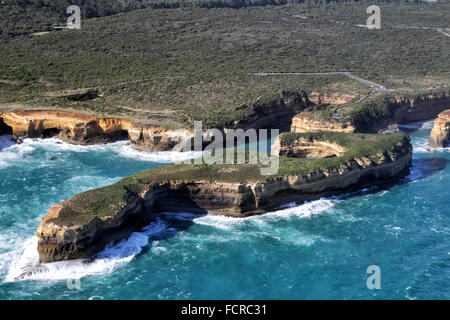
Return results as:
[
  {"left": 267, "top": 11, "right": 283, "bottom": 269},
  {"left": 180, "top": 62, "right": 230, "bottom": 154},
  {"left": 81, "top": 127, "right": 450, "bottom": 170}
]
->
[
  {"left": 0, "top": 135, "right": 15, "bottom": 150},
  {"left": 1, "top": 137, "right": 203, "bottom": 167},
  {"left": 412, "top": 139, "right": 450, "bottom": 154},
  {"left": 194, "top": 198, "right": 337, "bottom": 230},
  {"left": 21, "top": 138, "right": 203, "bottom": 162},
  {"left": 398, "top": 120, "right": 450, "bottom": 154},
  {"left": 2, "top": 219, "right": 172, "bottom": 282},
  {"left": 115, "top": 143, "right": 204, "bottom": 163},
  {"left": 0, "top": 139, "right": 35, "bottom": 169},
  {"left": 1, "top": 199, "right": 336, "bottom": 282},
  {"left": 398, "top": 120, "right": 434, "bottom": 131},
  {"left": 17, "top": 138, "right": 129, "bottom": 153}
]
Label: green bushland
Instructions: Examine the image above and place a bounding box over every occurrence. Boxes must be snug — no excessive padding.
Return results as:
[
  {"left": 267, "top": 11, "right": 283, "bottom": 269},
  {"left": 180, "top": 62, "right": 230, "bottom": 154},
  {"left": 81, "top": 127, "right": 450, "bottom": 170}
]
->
[
  {"left": 2, "top": 0, "right": 392, "bottom": 43},
  {"left": 0, "top": 2, "right": 449, "bottom": 128},
  {"left": 350, "top": 97, "right": 390, "bottom": 132},
  {"left": 53, "top": 131, "right": 409, "bottom": 225}
]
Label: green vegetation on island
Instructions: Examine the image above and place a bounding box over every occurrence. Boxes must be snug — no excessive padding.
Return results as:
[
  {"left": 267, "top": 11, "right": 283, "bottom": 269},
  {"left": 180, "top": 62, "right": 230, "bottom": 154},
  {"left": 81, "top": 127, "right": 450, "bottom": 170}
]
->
[{"left": 53, "top": 131, "right": 410, "bottom": 225}]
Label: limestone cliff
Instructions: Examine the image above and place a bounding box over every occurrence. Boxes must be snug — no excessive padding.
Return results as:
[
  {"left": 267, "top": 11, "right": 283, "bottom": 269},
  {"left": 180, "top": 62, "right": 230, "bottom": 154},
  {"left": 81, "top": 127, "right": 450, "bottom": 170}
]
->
[
  {"left": 308, "top": 92, "right": 355, "bottom": 105},
  {"left": 0, "top": 110, "right": 193, "bottom": 151},
  {"left": 272, "top": 135, "right": 346, "bottom": 159},
  {"left": 37, "top": 132, "right": 412, "bottom": 262},
  {"left": 387, "top": 93, "right": 450, "bottom": 125},
  {"left": 291, "top": 114, "right": 355, "bottom": 133},
  {"left": 358, "top": 93, "right": 450, "bottom": 133},
  {"left": 291, "top": 92, "right": 450, "bottom": 134},
  {"left": 429, "top": 110, "right": 450, "bottom": 148}
]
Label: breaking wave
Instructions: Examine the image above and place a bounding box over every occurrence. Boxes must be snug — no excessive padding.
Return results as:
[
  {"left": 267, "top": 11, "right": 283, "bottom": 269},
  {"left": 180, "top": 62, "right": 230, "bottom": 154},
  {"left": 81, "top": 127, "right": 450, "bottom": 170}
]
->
[
  {"left": 1, "top": 197, "right": 337, "bottom": 283},
  {"left": 399, "top": 121, "right": 449, "bottom": 154},
  {"left": 2, "top": 219, "right": 172, "bottom": 282},
  {"left": 0, "top": 138, "right": 202, "bottom": 164},
  {"left": 194, "top": 198, "right": 337, "bottom": 230}
]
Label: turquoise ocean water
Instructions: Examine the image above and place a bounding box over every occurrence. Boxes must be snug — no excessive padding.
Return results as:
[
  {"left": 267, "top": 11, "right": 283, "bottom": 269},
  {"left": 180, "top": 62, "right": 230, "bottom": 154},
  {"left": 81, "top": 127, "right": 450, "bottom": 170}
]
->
[{"left": 0, "top": 122, "right": 448, "bottom": 299}]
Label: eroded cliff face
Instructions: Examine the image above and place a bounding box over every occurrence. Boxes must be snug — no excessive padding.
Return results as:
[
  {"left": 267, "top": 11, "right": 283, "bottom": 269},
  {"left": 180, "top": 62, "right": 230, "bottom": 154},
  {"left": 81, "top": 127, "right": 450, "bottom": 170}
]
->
[
  {"left": 291, "top": 93, "right": 450, "bottom": 134},
  {"left": 128, "top": 126, "right": 193, "bottom": 151},
  {"left": 291, "top": 114, "right": 355, "bottom": 133},
  {"left": 0, "top": 110, "right": 193, "bottom": 151},
  {"left": 272, "top": 136, "right": 346, "bottom": 159},
  {"left": 388, "top": 93, "right": 450, "bottom": 125},
  {"left": 308, "top": 92, "right": 355, "bottom": 105},
  {"left": 360, "top": 93, "right": 450, "bottom": 133},
  {"left": 231, "top": 90, "right": 314, "bottom": 132},
  {"left": 429, "top": 110, "right": 450, "bottom": 148},
  {"left": 37, "top": 137, "right": 412, "bottom": 262}
]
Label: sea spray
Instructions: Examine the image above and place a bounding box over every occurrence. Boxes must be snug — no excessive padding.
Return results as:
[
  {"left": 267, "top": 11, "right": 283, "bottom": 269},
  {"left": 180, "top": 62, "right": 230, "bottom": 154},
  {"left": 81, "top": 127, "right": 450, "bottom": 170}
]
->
[
  {"left": 4, "top": 219, "right": 173, "bottom": 282},
  {"left": 0, "top": 125, "right": 449, "bottom": 299},
  {"left": 2, "top": 197, "right": 338, "bottom": 282}
]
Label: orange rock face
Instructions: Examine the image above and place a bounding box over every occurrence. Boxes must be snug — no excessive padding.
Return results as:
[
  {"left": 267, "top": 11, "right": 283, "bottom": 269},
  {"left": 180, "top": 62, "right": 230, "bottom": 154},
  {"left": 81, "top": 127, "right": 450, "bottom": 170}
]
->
[
  {"left": 290, "top": 113, "right": 355, "bottom": 133},
  {"left": 308, "top": 92, "right": 355, "bottom": 105},
  {"left": 429, "top": 110, "right": 450, "bottom": 148},
  {"left": 0, "top": 110, "right": 193, "bottom": 151},
  {"left": 37, "top": 135, "right": 413, "bottom": 262}
]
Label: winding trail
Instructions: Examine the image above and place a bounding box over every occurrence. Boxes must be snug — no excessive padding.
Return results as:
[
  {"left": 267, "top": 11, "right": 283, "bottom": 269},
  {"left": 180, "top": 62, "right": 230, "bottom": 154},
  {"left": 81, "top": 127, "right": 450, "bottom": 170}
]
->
[
  {"left": 434, "top": 28, "right": 450, "bottom": 38},
  {"left": 253, "top": 72, "right": 391, "bottom": 93}
]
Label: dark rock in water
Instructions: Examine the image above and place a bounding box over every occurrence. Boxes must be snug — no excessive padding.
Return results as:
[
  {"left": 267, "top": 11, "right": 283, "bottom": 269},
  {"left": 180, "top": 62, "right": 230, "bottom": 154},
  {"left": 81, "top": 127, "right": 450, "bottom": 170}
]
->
[
  {"left": 378, "top": 124, "right": 400, "bottom": 134},
  {"left": 82, "top": 258, "right": 95, "bottom": 264},
  {"left": 14, "top": 263, "right": 49, "bottom": 280}
]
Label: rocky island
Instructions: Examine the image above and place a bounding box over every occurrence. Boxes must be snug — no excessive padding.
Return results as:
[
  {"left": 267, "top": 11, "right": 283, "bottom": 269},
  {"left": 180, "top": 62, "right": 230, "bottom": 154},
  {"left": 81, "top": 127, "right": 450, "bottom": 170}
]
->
[
  {"left": 0, "top": 1, "right": 447, "bottom": 267},
  {"left": 36, "top": 131, "right": 412, "bottom": 262}
]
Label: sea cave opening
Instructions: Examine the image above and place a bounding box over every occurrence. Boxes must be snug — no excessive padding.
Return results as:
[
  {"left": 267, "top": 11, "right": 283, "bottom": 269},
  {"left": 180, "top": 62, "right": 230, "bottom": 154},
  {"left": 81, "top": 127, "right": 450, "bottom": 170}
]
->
[
  {"left": 41, "top": 127, "right": 62, "bottom": 138},
  {"left": 0, "top": 118, "right": 13, "bottom": 135}
]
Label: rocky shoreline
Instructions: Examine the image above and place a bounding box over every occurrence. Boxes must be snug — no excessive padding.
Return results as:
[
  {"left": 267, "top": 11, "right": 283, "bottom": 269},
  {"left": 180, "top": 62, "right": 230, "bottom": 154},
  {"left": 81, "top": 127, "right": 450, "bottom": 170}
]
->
[
  {"left": 0, "top": 110, "right": 193, "bottom": 151},
  {"left": 429, "top": 110, "right": 450, "bottom": 148},
  {"left": 2, "top": 92, "right": 448, "bottom": 263},
  {"left": 36, "top": 131, "right": 412, "bottom": 262},
  {"left": 1, "top": 91, "right": 449, "bottom": 151}
]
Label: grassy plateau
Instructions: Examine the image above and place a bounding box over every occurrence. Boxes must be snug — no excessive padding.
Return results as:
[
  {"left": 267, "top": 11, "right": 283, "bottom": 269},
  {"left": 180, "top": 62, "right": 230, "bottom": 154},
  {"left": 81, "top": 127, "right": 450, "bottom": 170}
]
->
[{"left": 0, "top": 1, "right": 449, "bottom": 129}]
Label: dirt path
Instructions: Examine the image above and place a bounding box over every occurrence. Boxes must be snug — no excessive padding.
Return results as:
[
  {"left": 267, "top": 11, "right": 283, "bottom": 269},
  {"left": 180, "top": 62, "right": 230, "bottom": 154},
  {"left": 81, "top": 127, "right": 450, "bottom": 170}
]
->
[
  {"left": 253, "top": 72, "right": 391, "bottom": 93},
  {"left": 435, "top": 28, "right": 450, "bottom": 38}
]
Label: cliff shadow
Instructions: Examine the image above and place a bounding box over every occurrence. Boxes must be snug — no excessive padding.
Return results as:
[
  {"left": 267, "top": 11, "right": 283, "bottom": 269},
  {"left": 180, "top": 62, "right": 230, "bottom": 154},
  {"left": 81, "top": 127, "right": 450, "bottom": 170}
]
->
[
  {"left": 0, "top": 118, "right": 14, "bottom": 151},
  {"left": 134, "top": 197, "right": 208, "bottom": 257},
  {"left": 0, "top": 118, "right": 13, "bottom": 135},
  {"left": 407, "top": 156, "right": 449, "bottom": 182}
]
